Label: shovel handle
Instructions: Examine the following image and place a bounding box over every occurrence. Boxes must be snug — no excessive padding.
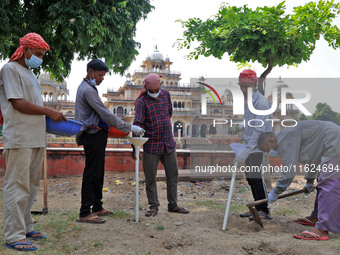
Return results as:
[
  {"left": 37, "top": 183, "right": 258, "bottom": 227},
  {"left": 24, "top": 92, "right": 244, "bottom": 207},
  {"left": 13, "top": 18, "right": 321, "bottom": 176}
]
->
[{"left": 248, "top": 188, "right": 307, "bottom": 207}]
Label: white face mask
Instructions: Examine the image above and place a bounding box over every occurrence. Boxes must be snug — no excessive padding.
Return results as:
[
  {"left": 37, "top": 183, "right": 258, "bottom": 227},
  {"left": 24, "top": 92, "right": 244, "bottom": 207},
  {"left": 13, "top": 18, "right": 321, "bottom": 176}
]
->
[{"left": 147, "top": 90, "right": 160, "bottom": 98}]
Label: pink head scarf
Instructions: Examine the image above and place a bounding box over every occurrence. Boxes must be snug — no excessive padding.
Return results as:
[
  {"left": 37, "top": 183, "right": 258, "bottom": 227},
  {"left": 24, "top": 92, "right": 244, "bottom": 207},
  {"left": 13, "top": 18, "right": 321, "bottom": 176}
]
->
[
  {"left": 238, "top": 69, "right": 258, "bottom": 86},
  {"left": 135, "top": 73, "right": 161, "bottom": 105}
]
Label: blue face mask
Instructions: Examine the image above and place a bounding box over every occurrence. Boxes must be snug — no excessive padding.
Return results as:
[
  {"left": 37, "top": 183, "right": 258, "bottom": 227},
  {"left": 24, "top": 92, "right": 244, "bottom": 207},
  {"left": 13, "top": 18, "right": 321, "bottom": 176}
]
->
[
  {"left": 25, "top": 48, "right": 43, "bottom": 68},
  {"left": 90, "top": 71, "right": 97, "bottom": 85},
  {"left": 147, "top": 90, "right": 160, "bottom": 98},
  {"left": 269, "top": 149, "right": 280, "bottom": 157}
]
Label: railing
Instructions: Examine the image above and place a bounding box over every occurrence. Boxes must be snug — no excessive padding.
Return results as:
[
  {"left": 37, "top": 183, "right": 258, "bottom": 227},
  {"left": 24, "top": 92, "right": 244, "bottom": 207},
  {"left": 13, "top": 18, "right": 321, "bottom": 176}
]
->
[
  {"left": 173, "top": 108, "right": 195, "bottom": 112},
  {"left": 170, "top": 91, "right": 192, "bottom": 96}
]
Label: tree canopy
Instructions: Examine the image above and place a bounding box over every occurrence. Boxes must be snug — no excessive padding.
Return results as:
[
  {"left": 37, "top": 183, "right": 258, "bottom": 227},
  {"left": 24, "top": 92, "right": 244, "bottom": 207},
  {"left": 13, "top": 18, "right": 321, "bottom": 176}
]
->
[
  {"left": 177, "top": 1, "right": 340, "bottom": 94},
  {"left": 299, "top": 102, "right": 340, "bottom": 124},
  {"left": 0, "top": 0, "right": 153, "bottom": 81}
]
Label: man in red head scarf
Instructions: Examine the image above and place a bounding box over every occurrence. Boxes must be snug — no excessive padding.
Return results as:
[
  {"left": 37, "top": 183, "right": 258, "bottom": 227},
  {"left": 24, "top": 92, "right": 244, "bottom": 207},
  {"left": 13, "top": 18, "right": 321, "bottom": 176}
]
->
[
  {"left": 0, "top": 33, "right": 65, "bottom": 251},
  {"left": 236, "top": 69, "right": 273, "bottom": 221},
  {"left": 133, "top": 73, "right": 190, "bottom": 217}
]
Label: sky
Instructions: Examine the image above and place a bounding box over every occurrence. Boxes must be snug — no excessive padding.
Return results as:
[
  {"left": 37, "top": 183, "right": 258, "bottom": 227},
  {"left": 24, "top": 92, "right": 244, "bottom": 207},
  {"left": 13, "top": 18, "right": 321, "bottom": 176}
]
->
[{"left": 2, "top": 0, "right": 340, "bottom": 112}]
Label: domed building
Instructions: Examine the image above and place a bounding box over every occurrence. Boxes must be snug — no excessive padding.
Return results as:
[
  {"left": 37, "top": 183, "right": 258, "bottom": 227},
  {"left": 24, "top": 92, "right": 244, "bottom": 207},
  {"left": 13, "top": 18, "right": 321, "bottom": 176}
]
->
[{"left": 39, "top": 73, "right": 75, "bottom": 118}]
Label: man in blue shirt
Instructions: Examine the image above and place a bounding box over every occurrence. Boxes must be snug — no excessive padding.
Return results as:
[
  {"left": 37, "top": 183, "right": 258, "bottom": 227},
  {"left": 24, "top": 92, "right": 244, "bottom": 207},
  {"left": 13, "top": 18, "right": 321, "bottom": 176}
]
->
[
  {"left": 234, "top": 69, "right": 273, "bottom": 220},
  {"left": 75, "top": 59, "right": 144, "bottom": 224}
]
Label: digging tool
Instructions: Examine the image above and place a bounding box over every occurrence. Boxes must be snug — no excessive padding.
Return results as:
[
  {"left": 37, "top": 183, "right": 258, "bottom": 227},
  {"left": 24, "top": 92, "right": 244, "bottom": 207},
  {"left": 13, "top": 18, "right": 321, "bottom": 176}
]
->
[
  {"left": 32, "top": 150, "right": 48, "bottom": 215},
  {"left": 247, "top": 188, "right": 309, "bottom": 227}
]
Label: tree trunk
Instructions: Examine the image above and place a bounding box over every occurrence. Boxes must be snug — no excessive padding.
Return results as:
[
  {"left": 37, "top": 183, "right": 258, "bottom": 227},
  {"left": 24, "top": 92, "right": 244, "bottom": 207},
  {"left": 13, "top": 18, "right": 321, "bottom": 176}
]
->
[{"left": 258, "top": 62, "right": 273, "bottom": 95}]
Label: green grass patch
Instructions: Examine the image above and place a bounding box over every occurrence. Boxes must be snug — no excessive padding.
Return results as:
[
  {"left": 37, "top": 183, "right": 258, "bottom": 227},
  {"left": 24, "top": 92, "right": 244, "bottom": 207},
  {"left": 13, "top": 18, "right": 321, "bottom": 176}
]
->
[
  {"left": 273, "top": 208, "right": 300, "bottom": 216},
  {"left": 229, "top": 204, "right": 248, "bottom": 214},
  {"left": 155, "top": 221, "right": 164, "bottom": 230},
  {"left": 93, "top": 239, "right": 105, "bottom": 248},
  {"left": 195, "top": 200, "right": 225, "bottom": 210},
  {"left": 110, "top": 210, "right": 131, "bottom": 219}
]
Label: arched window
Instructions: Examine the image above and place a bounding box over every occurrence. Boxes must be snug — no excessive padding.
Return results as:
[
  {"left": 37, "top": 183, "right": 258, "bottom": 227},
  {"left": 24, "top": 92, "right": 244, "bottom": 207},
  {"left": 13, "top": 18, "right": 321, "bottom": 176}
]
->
[
  {"left": 117, "top": 106, "right": 124, "bottom": 116},
  {"left": 200, "top": 124, "right": 207, "bottom": 137},
  {"left": 178, "top": 102, "right": 181, "bottom": 108},
  {"left": 192, "top": 124, "right": 199, "bottom": 137},
  {"left": 174, "top": 101, "right": 177, "bottom": 108}
]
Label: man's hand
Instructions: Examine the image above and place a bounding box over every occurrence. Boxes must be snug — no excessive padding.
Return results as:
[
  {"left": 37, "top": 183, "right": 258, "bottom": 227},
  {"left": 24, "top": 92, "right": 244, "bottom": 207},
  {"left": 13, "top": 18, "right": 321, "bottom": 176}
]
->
[
  {"left": 233, "top": 150, "right": 249, "bottom": 165},
  {"left": 304, "top": 181, "right": 314, "bottom": 193},
  {"left": 47, "top": 109, "right": 67, "bottom": 122},
  {"left": 131, "top": 125, "right": 145, "bottom": 136},
  {"left": 268, "top": 190, "right": 279, "bottom": 203}
]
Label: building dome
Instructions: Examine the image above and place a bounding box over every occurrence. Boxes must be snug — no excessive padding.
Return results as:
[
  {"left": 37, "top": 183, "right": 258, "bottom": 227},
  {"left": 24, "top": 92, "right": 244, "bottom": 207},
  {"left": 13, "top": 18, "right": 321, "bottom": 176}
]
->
[
  {"left": 165, "top": 56, "right": 170, "bottom": 62},
  {"left": 151, "top": 50, "right": 164, "bottom": 61},
  {"left": 146, "top": 56, "right": 151, "bottom": 61}
]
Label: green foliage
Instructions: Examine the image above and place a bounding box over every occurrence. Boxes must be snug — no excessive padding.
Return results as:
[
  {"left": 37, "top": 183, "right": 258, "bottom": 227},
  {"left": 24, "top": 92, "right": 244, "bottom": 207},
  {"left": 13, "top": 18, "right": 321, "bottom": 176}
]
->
[
  {"left": 299, "top": 102, "right": 340, "bottom": 125},
  {"left": 177, "top": 1, "right": 340, "bottom": 93},
  {"left": 0, "top": 0, "right": 153, "bottom": 81},
  {"left": 312, "top": 102, "right": 340, "bottom": 124},
  {"left": 155, "top": 220, "right": 164, "bottom": 230}
]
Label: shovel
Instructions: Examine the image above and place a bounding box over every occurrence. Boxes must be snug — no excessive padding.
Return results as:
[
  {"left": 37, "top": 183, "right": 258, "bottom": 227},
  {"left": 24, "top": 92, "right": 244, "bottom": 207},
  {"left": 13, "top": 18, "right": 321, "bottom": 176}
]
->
[
  {"left": 32, "top": 150, "right": 48, "bottom": 215},
  {"left": 247, "top": 188, "right": 308, "bottom": 227}
]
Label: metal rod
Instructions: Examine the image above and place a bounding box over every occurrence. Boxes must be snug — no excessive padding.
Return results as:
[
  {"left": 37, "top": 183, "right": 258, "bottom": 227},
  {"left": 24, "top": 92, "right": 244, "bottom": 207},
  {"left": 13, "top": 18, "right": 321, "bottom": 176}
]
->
[
  {"left": 135, "top": 146, "right": 140, "bottom": 223},
  {"left": 222, "top": 162, "right": 238, "bottom": 231}
]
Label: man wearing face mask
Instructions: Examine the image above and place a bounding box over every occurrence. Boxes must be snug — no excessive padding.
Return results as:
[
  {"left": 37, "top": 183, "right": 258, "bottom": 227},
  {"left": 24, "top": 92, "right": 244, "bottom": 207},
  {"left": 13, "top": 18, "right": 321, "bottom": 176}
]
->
[
  {"left": 235, "top": 69, "right": 273, "bottom": 220},
  {"left": 0, "top": 33, "right": 66, "bottom": 251},
  {"left": 257, "top": 120, "right": 340, "bottom": 240},
  {"left": 133, "top": 73, "right": 190, "bottom": 217},
  {"left": 75, "top": 59, "right": 144, "bottom": 224}
]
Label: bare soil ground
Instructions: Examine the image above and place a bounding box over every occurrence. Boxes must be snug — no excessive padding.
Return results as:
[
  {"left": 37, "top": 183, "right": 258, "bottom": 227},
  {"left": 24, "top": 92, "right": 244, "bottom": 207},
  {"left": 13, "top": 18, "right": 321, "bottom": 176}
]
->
[{"left": 0, "top": 172, "right": 339, "bottom": 255}]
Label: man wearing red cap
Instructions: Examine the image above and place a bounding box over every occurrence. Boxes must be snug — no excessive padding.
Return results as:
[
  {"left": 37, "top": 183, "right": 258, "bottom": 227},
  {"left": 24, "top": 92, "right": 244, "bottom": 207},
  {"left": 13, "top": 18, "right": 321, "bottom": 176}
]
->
[
  {"left": 133, "top": 73, "right": 190, "bottom": 217},
  {"left": 0, "top": 33, "right": 66, "bottom": 251},
  {"left": 235, "top": 69, "right": 273, "bottom": 220}
]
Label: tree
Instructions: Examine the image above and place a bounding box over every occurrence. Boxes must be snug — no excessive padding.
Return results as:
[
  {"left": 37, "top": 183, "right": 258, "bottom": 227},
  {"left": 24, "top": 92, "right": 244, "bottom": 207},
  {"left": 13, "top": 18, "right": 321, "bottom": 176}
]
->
[
  {"left": 312, "top": 102, "right": 340, "bottom": 124},
  {"left": 0, "top": 0, "right": 153, "bottom": 81},
  {"left": 177, "top": 1, "right": 340, "bottom": 94}
]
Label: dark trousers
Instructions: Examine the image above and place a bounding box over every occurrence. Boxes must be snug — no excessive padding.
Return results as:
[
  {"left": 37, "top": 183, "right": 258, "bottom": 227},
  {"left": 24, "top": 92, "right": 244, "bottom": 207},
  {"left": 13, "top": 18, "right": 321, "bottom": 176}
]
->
[
  {"left": 79, "top": 129, "right": 108, "bottom": 217},
  {"left": 142, "top": 150, "right": 178, "bottom": 210},
  {"left": 245, "top": 152, "right": 269, "bottom": 214}
]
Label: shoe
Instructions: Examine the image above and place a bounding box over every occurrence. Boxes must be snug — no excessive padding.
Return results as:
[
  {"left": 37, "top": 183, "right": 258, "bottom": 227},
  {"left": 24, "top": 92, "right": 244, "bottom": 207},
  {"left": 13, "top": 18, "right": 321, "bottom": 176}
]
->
[
  {"left": 168, "top": 206, "right": 190, "bottom": 214},
  {"left": 249, "top": 211, "right": 272, "bottom": 221},
  {"left": 145, "top": 208, "right": 158, "bottom": 217},
  {"left": 239, "top": 211, "right": 252, "bottom": 218}
]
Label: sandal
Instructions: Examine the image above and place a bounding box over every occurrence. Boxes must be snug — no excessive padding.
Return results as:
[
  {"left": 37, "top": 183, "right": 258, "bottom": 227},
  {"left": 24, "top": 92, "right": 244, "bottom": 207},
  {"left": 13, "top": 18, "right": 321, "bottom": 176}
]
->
[
  {"left": 5, "top": 240, "right": 37, "bottom": 251},
  {"left": 293, "top": 230, "right": 329, "bottom": 240},
  {"left": 168, "top": 206, "right": 190, "bottom": 214},
  {"left": 293, "top": 216, "right": 316, "bottom": 226},
  {"left": 145, "top": 208, "right": 158, "bottom": 217},
  {"left": 77, "top": 213, "right": 106, "bottom": 224},
  {"left": 26, "top": 230, "right": 47, "bottom": 240},
  {"left": 93, "top": 209, "right": 114, "bottom": 216}
]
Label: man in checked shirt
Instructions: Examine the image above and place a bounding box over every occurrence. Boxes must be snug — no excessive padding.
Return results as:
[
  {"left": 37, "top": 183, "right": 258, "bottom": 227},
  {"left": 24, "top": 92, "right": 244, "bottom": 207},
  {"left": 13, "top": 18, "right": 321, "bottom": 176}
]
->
[{"left": 133, "top": 73, "right": 190, "bottom": 217}]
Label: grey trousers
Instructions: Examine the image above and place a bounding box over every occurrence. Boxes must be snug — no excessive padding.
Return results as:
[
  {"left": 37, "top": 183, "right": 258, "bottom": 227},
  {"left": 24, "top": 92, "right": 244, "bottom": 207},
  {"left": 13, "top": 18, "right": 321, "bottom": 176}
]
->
[
  {"left": 3, "top": 148, "right": 44, "bottom": 244},
  {"left": 142, "top": 150, "right": 178, "bottom": 210}
]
